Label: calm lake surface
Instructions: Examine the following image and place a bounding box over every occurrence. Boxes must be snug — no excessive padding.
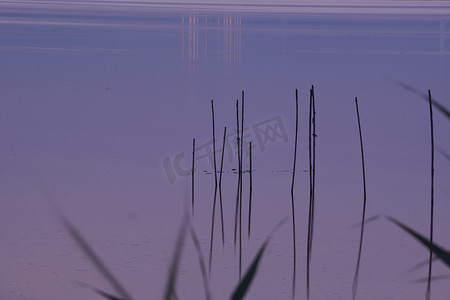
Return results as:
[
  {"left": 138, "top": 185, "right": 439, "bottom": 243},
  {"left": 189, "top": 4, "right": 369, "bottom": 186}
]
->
[{"left": 1, "top": 1, "right": 450, "bottom": 299}]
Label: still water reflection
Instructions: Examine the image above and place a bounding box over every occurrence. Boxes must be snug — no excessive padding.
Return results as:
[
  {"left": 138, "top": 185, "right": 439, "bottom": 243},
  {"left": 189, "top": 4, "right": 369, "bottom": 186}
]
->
[
  {"left": 181, "top": 15, "right": 242, "bottom": 62},
  {"left": 1, "top": 2, "right": 450, "bottom": 300}
]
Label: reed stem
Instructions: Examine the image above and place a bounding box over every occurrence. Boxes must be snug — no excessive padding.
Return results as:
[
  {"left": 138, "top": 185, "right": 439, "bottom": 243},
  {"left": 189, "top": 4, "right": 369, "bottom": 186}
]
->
[
  {"left": 426, "top": 89, "right": 435, "bottom": 300},
  {"left": 291, "top": 89, "right": 299, "bottom": 299},
  {"left": 208, "top": 99, "right": 219, "bottom": 276},
  {"left": 234, "top": 100, "right": 241, "bottom": 249},
  {"left": 219, "top": 127, "right": 227, "bottom": 246},
  {"left": 239, "top": 90, "right": 245, "bottom": 279},
  {"left": 352, "top": 97, "right": 367, "bottom": 300},
  {"left": 311, "top": 85, "right": 316, "bottom": 248},
  {"left": 306, "top": 86, "right": 313, "bottom": 299}
]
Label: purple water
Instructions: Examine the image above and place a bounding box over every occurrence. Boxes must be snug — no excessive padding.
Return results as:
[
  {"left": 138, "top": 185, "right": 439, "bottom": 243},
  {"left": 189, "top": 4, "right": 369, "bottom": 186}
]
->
[{"left": 1, "top": 1, "right": 449, "bottom": 299}]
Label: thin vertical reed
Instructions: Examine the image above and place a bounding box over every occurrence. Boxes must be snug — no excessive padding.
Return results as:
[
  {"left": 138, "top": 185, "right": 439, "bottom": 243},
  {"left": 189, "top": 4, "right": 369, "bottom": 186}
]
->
[
  {"left": 219, "top": 127, "right": 227, "bottom": 246},
  {"left": 291, "top": 89, "right": 299, "bottom": 299},
  {"left": 192, "top": 138, "right": 195, "bottom": 216},
  {"left": 208, "top": 99, "right": 219, "bottom": 276},
  {"left": 239, "top": 90, "right": 245, "bottom": 279},
  {"left": 306, "top": 86, "right": 313, "bottom": 299},
  {"left": 248, "top": 141, "right": 253, "bottom": 239},
  {"left": 311, "top": 86, "right": 316, "bottom": 248},
  {"left": 426, "top": 89, "right": 435, "bottom": 300},
  {"left": 234, "top": 100, "right": 241, "bottom": 249},
  {"left": 352, "top": 97, "right": 367, "bottom": 300}
]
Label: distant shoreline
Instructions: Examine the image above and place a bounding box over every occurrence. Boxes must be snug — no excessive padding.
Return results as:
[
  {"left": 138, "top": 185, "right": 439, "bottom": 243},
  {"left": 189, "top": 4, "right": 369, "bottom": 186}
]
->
[{"left": 2, "top": 0, "right": 450, "bottom": 17}]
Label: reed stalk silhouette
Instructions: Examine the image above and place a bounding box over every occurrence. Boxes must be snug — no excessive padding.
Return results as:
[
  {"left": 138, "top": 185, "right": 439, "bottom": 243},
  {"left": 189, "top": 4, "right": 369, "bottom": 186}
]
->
[
  {"left": 234, "top": 99, "right": 241, "bottom": 250},
  {"left": 219, "top": 127, "right": 227, "bottom": 246},
  {"left": 208, "top": 99, "right": 219, "bottom": 276},
  {"left": 312, "top": 86, "right": 316, "bottom": 246},
  {"left": 306, "top": 85, "right": 316, "bottom": 299},
  {"left": 352, "top": 97, "right": 367, "bottom": 300},
  {"left": 239, "top": 90, "right": 245, "bottom": 279},
  {"left": 426, "top": 89, "right": 435, "bottom": 300},
  {"left": 291, "top": 89, "right": 299, "bottom": 299}
]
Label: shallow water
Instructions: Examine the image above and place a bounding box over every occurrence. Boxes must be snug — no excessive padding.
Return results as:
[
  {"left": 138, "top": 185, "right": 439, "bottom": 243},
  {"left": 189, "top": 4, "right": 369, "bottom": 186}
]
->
[{"left": 1, "top": 1, "right": 450, "bottom": 299}]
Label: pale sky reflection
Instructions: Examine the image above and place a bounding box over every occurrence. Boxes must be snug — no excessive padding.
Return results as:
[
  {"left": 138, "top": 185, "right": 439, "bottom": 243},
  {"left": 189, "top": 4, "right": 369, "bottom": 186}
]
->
[{"left": 2, "top": 0, "right": 450, "bottom": 14}]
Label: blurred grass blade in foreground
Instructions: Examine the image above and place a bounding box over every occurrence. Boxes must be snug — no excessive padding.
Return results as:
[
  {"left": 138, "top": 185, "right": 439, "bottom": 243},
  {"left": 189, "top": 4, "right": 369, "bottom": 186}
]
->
[
  {"left": 230, "top": 217, "right": 289, "bottom": 300},
  {"left": 394, "top": 80, "right": 450, "bottom": 120},
  {"left": 60, "top": 214, "right": 133, "bottom": 300},
  {"left": 385, "top": 216, "right": 450, "bottom": 267},
  {"left": 75, "top": 281, "right": 126, "bottom": 300},
  {"left": 95, "top": 288, "right": 128, "bottom": 300},
  {"left": 412, "top": 275, "right": 450, "bottom": 284},
  {"left": 164, "top": 217, "right": 188, "bottom": 300}
]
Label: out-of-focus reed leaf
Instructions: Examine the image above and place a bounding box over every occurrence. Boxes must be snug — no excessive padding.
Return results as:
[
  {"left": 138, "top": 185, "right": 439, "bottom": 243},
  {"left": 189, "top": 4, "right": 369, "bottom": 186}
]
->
[
  {"left": 437, "top": 147, "right": 450, "bottom": 162},
  {"left": 164, "top": 217, "right": 188, "bottom": 300},
  {"left": 407, "top": 256, "right": 440, "bottom": 273},
  {"left": 348, "top": 215, "right": 380, "bottom": 229},
  {"left": 230, "top": 240, "right": 268, "bottom": 300},
  {"left": 189, "top": 224, "right": 212, "bottom": 300},
  {"left": 230, "top": 217, "right": 288, "bottom": 300},
  {"left": 43, "top": 185, "right": 132, "bottom": 300},
  {"left": 386, "top": 216, "right": 450, "bottom": 267},
  {"left": 412, "top": 275, "right": 450, "bottom": 284},
  {"left": 95, "top": 288, "right": 127, "bottom": 300},
  {"left": 394, "top": 80, "right": 450, "bottom": 120},
  {"left": 75, "top": 281, "right": 126, "bottom": 300},
  {"left": 59, "top": 215, "right": 133, "bottom": 300}
]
